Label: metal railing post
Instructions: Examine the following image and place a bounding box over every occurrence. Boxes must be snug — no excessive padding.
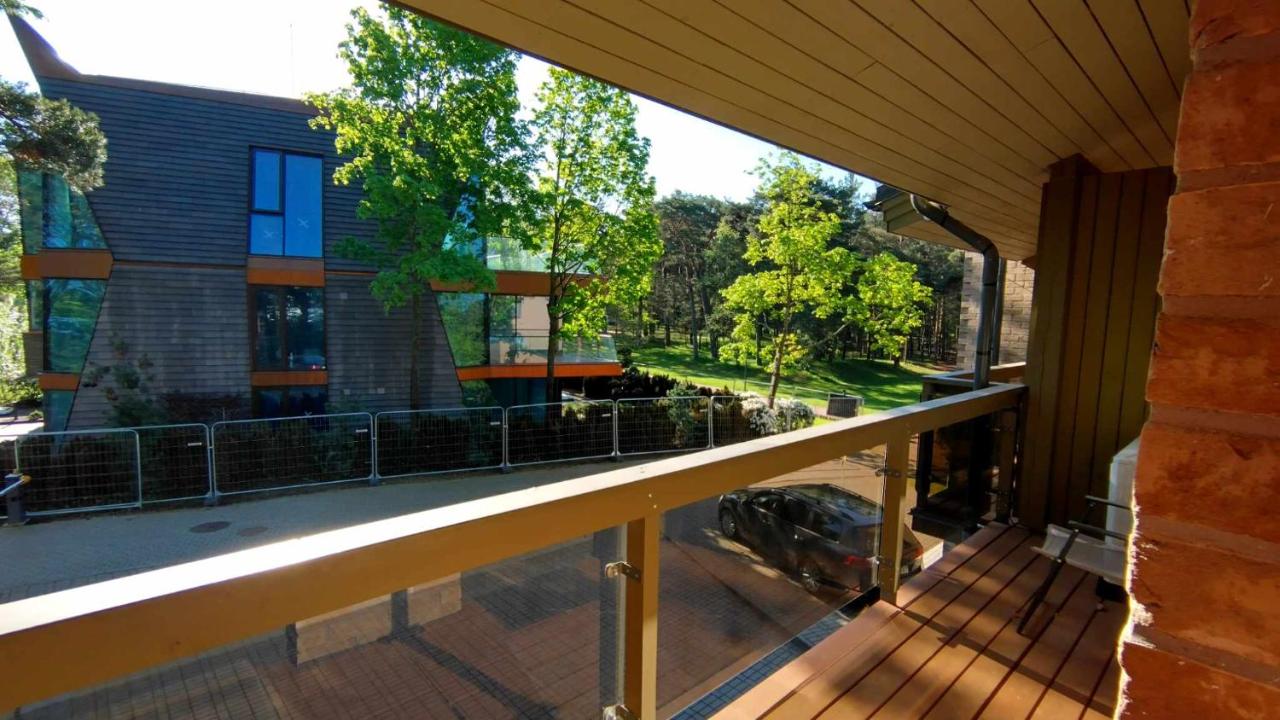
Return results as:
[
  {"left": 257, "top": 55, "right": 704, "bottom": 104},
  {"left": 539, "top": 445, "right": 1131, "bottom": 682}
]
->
[
  {"left": 367, "top": 412, "right": 380, "bottom": 486},
  {"left": 877, "top": 432, "right": 912, "bottom": 603},
  {"left": 500, "top": 407, "right": 512, "bottom": 473},
  {"left": 611, "top": 400, "right": 621, "bottom": 461},
  {"left": 207, "top": 422, "right": 222, "bottom": 506},
  {"left": 132, "top": 430, "right": 143, "bottom": 509},
  {"left": 202, "top": 424, "right": 217, "bottom": 507},
  {"left": 707, "top": 396, "right": 715, "bottom": 449},
  {"left": 612, "top": 512, "right": 659, "bottom": 720}
]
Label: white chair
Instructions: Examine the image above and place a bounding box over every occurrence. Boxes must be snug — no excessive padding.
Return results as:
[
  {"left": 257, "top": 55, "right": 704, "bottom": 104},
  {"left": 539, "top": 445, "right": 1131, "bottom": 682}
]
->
[{"left": 1017, "top": 494, "right": 1133, "bottom": 635}]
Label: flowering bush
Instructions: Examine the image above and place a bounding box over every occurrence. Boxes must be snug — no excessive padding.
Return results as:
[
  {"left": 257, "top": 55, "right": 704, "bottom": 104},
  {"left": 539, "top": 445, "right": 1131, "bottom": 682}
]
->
[
  {"left": 739, "top": 394, "right": 780, "bottom": 436},
  {"left": 776, "top": 398, "right": 816, "bottom": 430}
]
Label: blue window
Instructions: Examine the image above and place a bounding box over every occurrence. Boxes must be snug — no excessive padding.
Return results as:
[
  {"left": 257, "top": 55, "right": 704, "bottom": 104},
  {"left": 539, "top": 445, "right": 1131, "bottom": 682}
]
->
[
  {"left": 44, "top": 278, "right": 106, "bottom": 373},
  {"left": 253, "top": 387, "right": 327, "bottom": 418},
  {"left": 249, "top": 149, "right": 322, "bottom": 257}
]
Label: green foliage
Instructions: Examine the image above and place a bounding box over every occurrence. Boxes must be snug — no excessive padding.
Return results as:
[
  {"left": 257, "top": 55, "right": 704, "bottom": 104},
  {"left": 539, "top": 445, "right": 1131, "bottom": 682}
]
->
[
  {"left": 1, "top": 1, "right": 41, "bottom": 18},
  {"left": 852, "top": 252, "right": 933, "bottom": 365},
  {"left": 720, "top": 153, "right": 857, "bottom": 405},
  {"left": 308, "top": 7, "right": 532, "bottom": 407},
  {"left": 0, "top": 375, "right": 38, "bottom": 405},
  {"left": 81, "top": 335, "right": 167, "bottom": 427},
  {"left": 529, "top": 69, "right": 660, "bottom": 398},
  {"left": 0, "top": 80, "right": 107, "bottom": 193}
]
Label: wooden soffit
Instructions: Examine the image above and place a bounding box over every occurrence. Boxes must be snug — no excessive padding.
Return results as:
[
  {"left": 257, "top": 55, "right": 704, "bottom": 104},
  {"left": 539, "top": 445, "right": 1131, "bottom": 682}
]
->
[
  {"left": 21, "top": 250, "right": 113, "bottom": 280},
  {"left": 247, "top": 257, "right": 326, "bottom": 287},
  {"left": 401, "top": 0, "right": 1191, "bottom": 262}
]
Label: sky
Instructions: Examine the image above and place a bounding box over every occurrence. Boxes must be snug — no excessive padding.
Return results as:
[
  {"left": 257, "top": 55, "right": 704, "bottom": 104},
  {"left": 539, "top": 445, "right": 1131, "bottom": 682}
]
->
[{"left": 0, "top": 0, "right": 865, "bottom": 202}]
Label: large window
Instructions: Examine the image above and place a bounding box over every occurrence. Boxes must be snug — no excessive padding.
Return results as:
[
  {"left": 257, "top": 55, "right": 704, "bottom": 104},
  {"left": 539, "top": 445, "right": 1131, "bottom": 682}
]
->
[
  {"left": 251, "top": 286, "right": 325, "bottom": 370},
  {"left": 17, "top": 170, "right": 108, "bottom": 251},
  {"left": 253, "top": 387, "right": 327, "bottom": 418},
  {"left": 248, "top": 149, "right": 323, "bottom": 257},
  {"left": 44, "top": 278, "right": 106, "bottom": 373},
  {"left": 436, "top": 292, "right": 487, "bottom": 367}
]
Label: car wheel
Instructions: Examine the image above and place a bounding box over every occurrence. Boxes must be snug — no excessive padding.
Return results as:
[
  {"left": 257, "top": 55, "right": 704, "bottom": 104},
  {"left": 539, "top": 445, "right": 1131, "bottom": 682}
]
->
[
  {"left": 719, "top": 509, "right": 739, "bottom": 540},
  {"left": 797, "top": 559, "right": 822, "bottom": 593}
]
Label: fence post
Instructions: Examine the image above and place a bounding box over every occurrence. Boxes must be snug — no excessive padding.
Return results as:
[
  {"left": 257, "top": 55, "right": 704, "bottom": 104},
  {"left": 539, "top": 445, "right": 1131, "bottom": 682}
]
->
[
  {"left": 506, "top": 406, "right": 514, "bottom": 469},
  {"left": 611, "top": 400, "right": 621, "bottom": 461},
  {"left": 707, "top": 397, "right": 715, "bottom": 449},
  {"left": 368, "top": 412, "right": 381, "bottom": 486},
  {"left": 877, "top": 431, "right": 912, "bottom": 603},
  {"left": 202, "top": 424, "right": 218, "bottom": 507},
  {"left": 132, "top": 430, "right": 143, "bottom": 509},
  {"left": 613, "top": 513, "right": 659, "bottom": 720}
]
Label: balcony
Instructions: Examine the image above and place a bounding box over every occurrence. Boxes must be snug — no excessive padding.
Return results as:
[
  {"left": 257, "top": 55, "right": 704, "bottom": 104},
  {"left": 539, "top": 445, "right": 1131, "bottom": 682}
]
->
[
  {"left": 486, "top": 236, "right": 550, "bottom": 273},
  {"left": 0, "top": 372, "right": 1128, "bottom": 720},
  {"left": 457, "top": 334, "right": 622, "bottom": 380}
]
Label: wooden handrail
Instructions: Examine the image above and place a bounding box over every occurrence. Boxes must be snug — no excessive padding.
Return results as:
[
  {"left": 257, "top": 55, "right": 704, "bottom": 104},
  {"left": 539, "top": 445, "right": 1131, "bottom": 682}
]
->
[
  {"left": 925, "top": 361, "right": 1027, "bottom": 385},
  {"left": 0, "top": 383, "right": 1024, "bottom": 714}
]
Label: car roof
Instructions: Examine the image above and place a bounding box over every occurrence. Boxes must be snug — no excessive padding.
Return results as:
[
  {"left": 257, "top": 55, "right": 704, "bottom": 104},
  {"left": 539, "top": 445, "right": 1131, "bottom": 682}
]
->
[{"left": 769, "top": 484, "right": 883, "bottom": 526}]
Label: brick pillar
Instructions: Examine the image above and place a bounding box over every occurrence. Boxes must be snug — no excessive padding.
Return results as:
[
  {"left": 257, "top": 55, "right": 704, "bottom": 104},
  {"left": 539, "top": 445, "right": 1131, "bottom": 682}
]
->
[
  {"left": 956, "top": 253, "right": 1034, "bottom": 365},
  {"left": 1123, "top": 1, "right": 1280, "bottom": 716}
]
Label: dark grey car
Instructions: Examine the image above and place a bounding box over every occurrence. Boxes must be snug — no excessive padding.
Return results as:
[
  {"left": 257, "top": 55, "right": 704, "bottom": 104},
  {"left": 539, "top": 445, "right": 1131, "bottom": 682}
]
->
[{"left": 717, "top": 483, "right": 925, "bottom": 593}]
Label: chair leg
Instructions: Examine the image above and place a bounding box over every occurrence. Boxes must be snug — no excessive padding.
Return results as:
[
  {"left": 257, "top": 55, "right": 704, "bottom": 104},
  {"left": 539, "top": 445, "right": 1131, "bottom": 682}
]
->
[{"left": 1018, "top": 558, "right": 1066, "bottom": 635}]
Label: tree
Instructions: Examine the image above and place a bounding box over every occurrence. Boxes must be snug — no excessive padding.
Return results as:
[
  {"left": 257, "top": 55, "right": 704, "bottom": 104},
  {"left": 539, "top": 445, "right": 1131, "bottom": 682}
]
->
[
  {"left": 309, "top": 7, "right": 532, "bottom": 408},
  {"left": 652, "top": 193, "right": 726, "bottom": 358},
  {"left": 721, "top": 154, "right": 857, "bottom": 406},
  {"left": 852, "top": 252, "right": 933, "bottom": 367},
  {"left": 529, "top": 69, "right": 660, "bottom": 402}
]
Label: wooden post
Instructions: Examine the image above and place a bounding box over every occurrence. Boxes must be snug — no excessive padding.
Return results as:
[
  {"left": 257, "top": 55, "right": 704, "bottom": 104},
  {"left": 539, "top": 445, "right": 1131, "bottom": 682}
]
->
[
  {"left": 995, "top": 408, "right": 1018, "bottom": 523},
  {"left": 877, "top": 433, "right": 911, "bottom": 603},
  {"left": 622, "top": 514, "right": 659, "bottom": 720}
]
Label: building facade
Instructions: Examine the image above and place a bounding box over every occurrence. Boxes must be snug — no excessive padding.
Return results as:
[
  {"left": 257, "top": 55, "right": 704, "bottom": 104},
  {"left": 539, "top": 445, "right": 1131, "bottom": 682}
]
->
[
  {"left": 12, "top": 21, "right": 619, "bottom": 432},
  {"left": 956, "top": 254, "right": 1035, "bottom": 365}
]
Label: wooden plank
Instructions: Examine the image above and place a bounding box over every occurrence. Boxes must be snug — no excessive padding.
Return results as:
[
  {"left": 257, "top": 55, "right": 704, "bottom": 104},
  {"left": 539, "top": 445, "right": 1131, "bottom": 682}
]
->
[
  {"left": 1018, "top": 171, "right": 1080, "bottom": 529},
  {"left": 1029, "top": 599, "right": 1127, "bottom": 719},
  {"left": 1032, "top": 0, "right": 1173, "bottom": 161},
  {"left": 1045, "top": 174, "right": 1099, "bottom": 527},
  {"left": 528, "top": 0, "right": 1041, "bottom": 229},
  {"left": 975, "top": 0, "right": 1154, "bottom": 169},
  {"left": 645, "top": 0, "right": 1049, "bottom": 198},
  {"left": 920, "top": 566, "right": 1089, "bottom": 720},
  {"left": 1086, "top": 651, "right": 1123, "bottom": 718},
  {"left": 916, "top": 0, "right": 1125, "bottom": 171},
  {"left": 1137, "top": 0, "right": 1193, "bottom": 95},
  {"left": 1087, "top": 0, "right": 1182, "bottom": 139},
  {"left": 877, "top": 434, "right": 912, "bottom": 600},
  {"left": 764, "top": 528, "right": 1030, "bottom": 720},
  {"left": 819, "top": 542, "right": 1042, "bottom": 717},
  {"left": 867, "top": 542, "right": 1050, "bottom": 718},
  {"left": 849, "top": 0, "right": 1078, "bottom": 159},
  {"left": 623, "top": 514, "right": 660, "bottom": 720},
  {"left": 1117, "top": 168, "right": 1172, "bottom": 442},
  {"left": 976, "top": 571, "right": 1101, "bottom": 718},
  {"left": 1065, "top": 172, "right": 1122, "bottom": 521},
  {"left": 790, "top": 0, "right": 1058, "bottom": 169},
  {"left": 1089, "top": 170, "right": 1147, "bottom": 494}
]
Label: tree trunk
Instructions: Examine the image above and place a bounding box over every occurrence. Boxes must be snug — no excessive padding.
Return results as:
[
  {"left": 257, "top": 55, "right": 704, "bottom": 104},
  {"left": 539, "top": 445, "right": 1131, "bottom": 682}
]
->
[
  {"left": 664, "top": 321, "right": 671, "bottom": 346},
  {"left": 409, "top": 292, "right": 423, "bottom": 410},
  {"left": 689, "top": 288, "right": 699, "bottom": 360},
  {"left": 709, "top": 332, "right": 719, "bottom": 361},
  {"left": 545, "top": 306, "right": 560, "bottom": 404},
  {"left": 767, "top": 341, "right": 783, "bottom": 409}
]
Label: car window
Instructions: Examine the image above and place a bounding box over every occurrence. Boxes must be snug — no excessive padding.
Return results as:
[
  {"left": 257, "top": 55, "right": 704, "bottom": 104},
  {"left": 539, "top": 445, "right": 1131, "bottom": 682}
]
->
[
  {"left": 751, "top": 493, "right": 781, "bottom": 514},
  {"left": 782, "top": 497, "right": 812, "bottom": 527},
  {"left": 814, "top": 512, "right": 846, "bottom": 543}
]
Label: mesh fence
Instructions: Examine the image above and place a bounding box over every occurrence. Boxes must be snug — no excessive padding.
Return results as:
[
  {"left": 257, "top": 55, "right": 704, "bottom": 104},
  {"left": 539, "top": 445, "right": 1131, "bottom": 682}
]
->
[
  {"left": 135, "top": 424, "right": 212, "bottom": 504},
  {"left": 615, "top": 396, "right": 711, "bottom": 456},
  {"left": 505, "top": 400, "right": 615, "bottom": 466},
  {"left": 212, "top": 413, "right": 373, "bottom": 496},
  {"left": 375, "top": 407, "right": 505, "bottom": 479},
  {"left": 710, "top": 396, "right": 762, "bottom": 447},
  {"left": 14, "top": 429, "right": 141, "bottom": 514}
]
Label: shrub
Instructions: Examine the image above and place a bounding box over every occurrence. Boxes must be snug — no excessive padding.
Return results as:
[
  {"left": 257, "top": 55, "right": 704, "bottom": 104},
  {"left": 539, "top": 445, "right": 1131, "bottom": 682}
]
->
[
  {"left": 0, "top": 377, "right": 40, "bottom": 406},
  {"left": 776, "top": 398, "right": 816, "bottom": 430}
]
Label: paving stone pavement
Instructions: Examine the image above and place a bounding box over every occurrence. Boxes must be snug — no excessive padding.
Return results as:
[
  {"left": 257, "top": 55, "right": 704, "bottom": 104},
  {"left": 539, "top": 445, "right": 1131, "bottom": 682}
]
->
[{"left": 3, "top": 451, "right": 929, "bottom": 719}]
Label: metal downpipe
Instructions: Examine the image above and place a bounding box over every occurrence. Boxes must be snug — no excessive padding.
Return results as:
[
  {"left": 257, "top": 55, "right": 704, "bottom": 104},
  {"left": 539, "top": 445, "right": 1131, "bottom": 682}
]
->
[{"left": 909, "top": 195, "right": 1000, "bottom": 390}]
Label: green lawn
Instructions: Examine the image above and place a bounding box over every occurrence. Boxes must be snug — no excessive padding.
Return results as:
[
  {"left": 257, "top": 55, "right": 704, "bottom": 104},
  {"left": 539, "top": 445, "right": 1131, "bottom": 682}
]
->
[{"left": 629, "top": 342, "right": 937, "bottom": 413}]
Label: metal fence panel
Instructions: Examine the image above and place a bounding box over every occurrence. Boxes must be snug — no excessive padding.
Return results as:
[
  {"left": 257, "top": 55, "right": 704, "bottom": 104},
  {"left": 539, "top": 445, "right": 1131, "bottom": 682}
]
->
[
  {"left": 375, "top": 407, "right": 504, "bottom": 479},
  {"left": 14, "top": 428, "right": 141, "bottom": 515},
  {"left": 505, "top": 400, "right": 615, "bottom": 467},
  {"left": 710, "top": 396, "right": 760, "bottom": 448},
  {"left": 616, "top": 396, "right": 710, "bottom": 456},
  {"left": 134, "top": 424, "right": 213, "bottom": 504},
  {"left": 211, "top": 413, "right": 373, "bottom": 497}
]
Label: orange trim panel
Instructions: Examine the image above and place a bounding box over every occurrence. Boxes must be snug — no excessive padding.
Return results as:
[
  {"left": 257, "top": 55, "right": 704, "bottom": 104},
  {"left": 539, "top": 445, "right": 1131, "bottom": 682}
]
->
[
  {"left": 456, "top": 363, "right": 623, "bottom": 381},
  {"left": 250, "top": 370, "right": 329, "bottom": 387},
  {"left": 22, "top": 250, "right": 114, "bottom": 280},
  {"left": 247, "top": 257, "right": 325, "bottom": 287},
  {"left": 38, "top": 373, "right": 80, "bottom": 391}
]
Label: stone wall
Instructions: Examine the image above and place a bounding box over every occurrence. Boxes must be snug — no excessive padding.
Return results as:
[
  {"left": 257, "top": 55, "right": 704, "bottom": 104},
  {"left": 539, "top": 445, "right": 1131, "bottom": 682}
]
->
[
  {"left": 956, "top": 253, "right": 1034, "bottom": 366},
  {"left": 1123, "top": 0, "right": 1280, "bottom": 716}
]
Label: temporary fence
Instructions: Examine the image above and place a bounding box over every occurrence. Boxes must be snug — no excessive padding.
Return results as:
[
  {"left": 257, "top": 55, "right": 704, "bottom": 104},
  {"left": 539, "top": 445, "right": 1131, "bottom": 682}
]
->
[
  {"left": 210, "top": 413, "right": 374, "bottom": 498},
  {"left": 3, "top": 396, "right": 820, "bottom": 520},
  {"left": 375, "top": 406, "right": 504, "bottom": 480}
]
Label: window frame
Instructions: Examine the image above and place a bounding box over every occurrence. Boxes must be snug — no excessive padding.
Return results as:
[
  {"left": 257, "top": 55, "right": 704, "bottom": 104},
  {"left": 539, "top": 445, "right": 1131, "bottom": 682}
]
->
[
  {"left": 246, "top": 146, "right": 324, "bottom": 258},
  {"left": 247, "top": 285, "right": 328, "bottom": 372}
]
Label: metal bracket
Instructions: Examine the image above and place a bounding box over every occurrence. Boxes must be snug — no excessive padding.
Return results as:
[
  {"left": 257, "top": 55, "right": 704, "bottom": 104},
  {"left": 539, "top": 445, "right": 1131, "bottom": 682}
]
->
[
  {"left": 604, "top": 561, "right": 641, "bottom": 582},
  {"left": 604, "top": 704, "right": 637, "bottom": 720},
  {"left": 875, "top": 466, "right": 903, "bottom": 478}
]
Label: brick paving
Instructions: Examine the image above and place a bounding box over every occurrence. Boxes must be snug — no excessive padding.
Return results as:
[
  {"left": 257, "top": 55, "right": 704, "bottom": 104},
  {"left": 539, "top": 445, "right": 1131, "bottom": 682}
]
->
[{"left": 4, "top": 451, "right": 934, "bottom": 719}]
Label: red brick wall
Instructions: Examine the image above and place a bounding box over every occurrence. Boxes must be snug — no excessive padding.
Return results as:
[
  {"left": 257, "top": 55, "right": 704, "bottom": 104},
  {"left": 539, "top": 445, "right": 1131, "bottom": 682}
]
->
[{"left": 1123, "top": 1, "right": 1280, "bottom": 716}]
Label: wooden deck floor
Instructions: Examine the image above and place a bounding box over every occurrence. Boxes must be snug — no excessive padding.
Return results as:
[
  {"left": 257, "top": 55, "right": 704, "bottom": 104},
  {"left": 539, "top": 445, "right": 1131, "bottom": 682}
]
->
[{"left": 716, "top": 524, "right": 1127, "bottom": 720}]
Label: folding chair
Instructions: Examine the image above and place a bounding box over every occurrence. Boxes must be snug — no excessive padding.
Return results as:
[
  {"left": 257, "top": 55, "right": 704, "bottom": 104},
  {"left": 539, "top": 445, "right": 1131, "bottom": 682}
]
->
[{"left": 1017, "top": 495, "right": 1132, "bottom": 635}]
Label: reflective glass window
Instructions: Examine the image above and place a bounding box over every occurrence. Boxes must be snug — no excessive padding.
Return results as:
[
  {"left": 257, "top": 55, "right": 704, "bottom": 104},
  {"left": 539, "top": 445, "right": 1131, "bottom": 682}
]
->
[
  {"left": 42, "top": 174, "right": 72, "bottom": 248},
  {"left": 27, "top": 280, "right": 43, "bottom": 331},
  {"left": 436, "top": 292, "right": 486, "bottom": 367},
  {"left": 43, "top": 390, "right": 74, "bottom": 432},
  {"left": 253, "top": 387, "right": 327, "bottom": 418},
  {"left": 285, "top": 288, "right": 325, "bottom": 370},
  {"left": 17, "top": 169, "right": 43, "bottom": 252},
  {"left": 283, "top": 155, "right": 322, "bottom": 257},
  {"left": 69, "top": 191, "right": 106, "bottom": 248},
  {"left": 251, "top": 149, "right": 281, "bottom": 211},
  {"left": 249, "top": 214, "right": 284, "bottom": 255},
  {"left": 253, "top": 287, "right": 284, "bottom": 369},
  {"left": 44, "top": 279, "right": 105, "bottom": 373}
]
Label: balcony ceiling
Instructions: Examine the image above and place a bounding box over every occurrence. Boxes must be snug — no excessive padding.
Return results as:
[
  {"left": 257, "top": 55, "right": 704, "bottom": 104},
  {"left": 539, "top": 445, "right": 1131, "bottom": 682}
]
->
[{"left": 398, "top": 0, "right": 1190, "bottom": 261}]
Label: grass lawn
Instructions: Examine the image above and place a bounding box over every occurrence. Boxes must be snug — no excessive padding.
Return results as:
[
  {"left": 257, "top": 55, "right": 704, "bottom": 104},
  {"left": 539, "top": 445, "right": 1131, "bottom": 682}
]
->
[{"left": 629, "top": 342, "right": 940, "bottom": 413}]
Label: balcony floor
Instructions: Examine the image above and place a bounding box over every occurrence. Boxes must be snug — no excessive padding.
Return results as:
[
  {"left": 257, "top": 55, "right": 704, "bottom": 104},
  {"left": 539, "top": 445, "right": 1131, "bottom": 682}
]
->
[{"left": 717, "top": 524, "right": 1128, "bottom": 720}]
